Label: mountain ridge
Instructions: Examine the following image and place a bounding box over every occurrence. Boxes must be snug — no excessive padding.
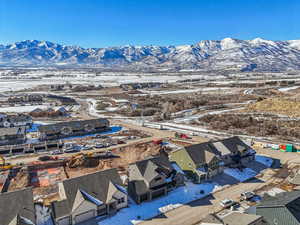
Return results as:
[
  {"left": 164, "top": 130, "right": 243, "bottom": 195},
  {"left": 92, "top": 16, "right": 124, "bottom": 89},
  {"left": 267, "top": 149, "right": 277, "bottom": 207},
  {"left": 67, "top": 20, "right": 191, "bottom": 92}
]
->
[{"left": 1, "top": 38, "right": 300, "bottom": 71}]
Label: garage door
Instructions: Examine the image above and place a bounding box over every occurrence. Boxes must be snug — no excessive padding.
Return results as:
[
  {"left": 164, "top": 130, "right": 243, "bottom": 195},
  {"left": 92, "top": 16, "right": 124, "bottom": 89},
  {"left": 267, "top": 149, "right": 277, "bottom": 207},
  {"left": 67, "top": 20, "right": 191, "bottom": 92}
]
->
[
  {"left": 75, "top": 210, "right": 95, "bottom": 224},
  {"left": 152, "top": 189, "right": 165, "bottom": 199},
  {"left": 57, "top": 216, "right": 70, "bottom": 225}
]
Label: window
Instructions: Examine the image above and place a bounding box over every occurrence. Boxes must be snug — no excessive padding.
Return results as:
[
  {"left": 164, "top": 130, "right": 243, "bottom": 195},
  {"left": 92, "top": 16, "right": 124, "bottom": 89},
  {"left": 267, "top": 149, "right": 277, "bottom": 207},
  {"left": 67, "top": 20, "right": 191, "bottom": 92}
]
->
[
  {"left": 117, "top": 197, "right": 125, "bottom": 204},
  {"left": 154, "top": 177, "right": 162, "bottom": 182}
]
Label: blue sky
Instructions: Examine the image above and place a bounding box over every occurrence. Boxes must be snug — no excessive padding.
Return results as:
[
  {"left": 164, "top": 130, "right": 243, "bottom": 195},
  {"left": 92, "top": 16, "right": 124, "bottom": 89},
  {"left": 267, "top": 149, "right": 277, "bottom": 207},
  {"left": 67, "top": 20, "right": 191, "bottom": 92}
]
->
[{"left": 0, "top": 0, "right": 299, "bottom": 48}]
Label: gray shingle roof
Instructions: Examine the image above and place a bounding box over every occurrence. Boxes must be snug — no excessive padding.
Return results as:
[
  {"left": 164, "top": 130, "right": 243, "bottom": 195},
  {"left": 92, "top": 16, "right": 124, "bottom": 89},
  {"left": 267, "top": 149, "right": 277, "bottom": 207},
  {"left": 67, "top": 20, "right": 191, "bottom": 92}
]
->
[
  {"left": 217, "top": 136, "right": 249, "bottom": 154},
  {"left": 38, "top": 118, "right": 109, "bottom": 134},
  {"left": 129, "top": 155, "right": 173, "bottom": 195},
  {"left": 256, "top": 191, "right": 300, "bottom": 225},
  {"left": 0, "top": 188, "right": 35, "bottom": 225},
  {"left": 184, "top": 142, "right": 220, "bottom": 165},
  {"left": 0, "top": 127, "right": 26, "bottom": 136},
  {"left": 52, "top": 168, "right": 123, "bottom": 219},
  {"left": 6, "top": 114, "right": 32, "bottom": 123},
  {"left": 134, "top": 155, "right": 173, "bottom": 181}
]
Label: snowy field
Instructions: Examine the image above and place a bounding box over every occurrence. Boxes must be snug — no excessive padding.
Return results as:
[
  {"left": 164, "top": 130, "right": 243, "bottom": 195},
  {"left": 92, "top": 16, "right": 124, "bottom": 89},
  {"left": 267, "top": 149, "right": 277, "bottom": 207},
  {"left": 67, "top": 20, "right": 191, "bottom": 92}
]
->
[
  {"left": 0, "top": 104, "right": 49, "bottom": 113},
  {"left": 139, "top": 87, "right": 232, "bottom": 95},
  {"left": 0, "top": 104, "right": 80, "bottom": 113},
  {"left": 0, "top": 73, "right": 216, "bottom": 93},
  {"left": 278, "top": 86, "right": 300, "bottom": 92}
]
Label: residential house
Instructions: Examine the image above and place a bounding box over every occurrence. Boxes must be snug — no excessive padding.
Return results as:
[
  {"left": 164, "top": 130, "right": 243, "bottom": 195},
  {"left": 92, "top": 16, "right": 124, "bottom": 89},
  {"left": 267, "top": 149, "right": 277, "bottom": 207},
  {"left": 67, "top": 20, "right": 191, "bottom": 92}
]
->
[
  {"left": 169, "top": 142, "right": 223, "bottom": 183},
  {"left": 211, "top": 136, "right": 256, "bottom": 167},
  {"left": 29, "top": 107, "right": 69, "bottom": 118},
  {"left": 38, "top": 118, "right": 110, "bottom": 140},
  {"left": 0, "top": 127, "right": 27, "bottom": 146},
  {"left": 0, "top": 188, "right": 36, "bottom": 225},
  {"left": 170, "top": 136, "right": 256, "bottom": 183},
  {"left": 47, "top": 95, "right": 78, "bottom": 105},
  {"left": 8, "top": 94, "right": 43, "bottom": 104},
  {"left": 199, "top": 212, "right": 266, "bottom": 225},
  {"left": 221, "top": 212, "right": 266, "bottom": 225},
  {"left": 255, "top": 191, "right": 300, "bottom": 225},
  {"left": 128, "top": 155, "right": 184, "bottom": 204},
  {"left": 51, "top": 168, "right": 127, "bottom": 225},
  {"left": 0, "top": 114, "right": 33, "bottom": 128}
]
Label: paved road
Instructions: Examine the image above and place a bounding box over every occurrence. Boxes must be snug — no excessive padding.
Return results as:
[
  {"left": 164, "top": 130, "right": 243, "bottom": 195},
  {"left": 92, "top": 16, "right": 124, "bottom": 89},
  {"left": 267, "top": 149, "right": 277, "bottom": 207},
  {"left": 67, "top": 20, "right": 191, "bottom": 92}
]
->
[
  {"left": 141, "top": 149, "right": 300, "bottom": 225},
  {"left": 6, "top": 121, "right": 206, "bottom": 165}
]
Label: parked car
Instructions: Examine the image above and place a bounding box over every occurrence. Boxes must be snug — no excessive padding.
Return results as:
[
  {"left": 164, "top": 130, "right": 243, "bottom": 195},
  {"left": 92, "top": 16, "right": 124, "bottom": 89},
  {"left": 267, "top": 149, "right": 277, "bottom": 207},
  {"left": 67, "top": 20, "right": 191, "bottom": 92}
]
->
[
  {"left": 51, "top": 150, "right": 63, "bottom": 155},
  {"left": 240, "top": 191, "right": 255, "bottom": 201},
  {"left": 103, "top": 142, "right": 111, "bottom": 147},
  {"left": 95, "top": 134, "right": 109, "bottom": 139},
  {"left": 64, "top": 148, "right": 80, "bottom": 153},
  {"left": 63, "top": 143, "right": 82, "bottom": 153},
  {"left": 38, "top": 155, "right": 58, "bottom": 161},
  {"left": 117, "top": 140, "right": 126, "bottom": 144},
  {"left": 95, "top": 143, "right": 105, "bottom": 148},
  {"left": 220, "top": 199, "right": 236, "bottom": 208},
  {"left": 81, "top": 145, "right": 93, "bottom": 151}
]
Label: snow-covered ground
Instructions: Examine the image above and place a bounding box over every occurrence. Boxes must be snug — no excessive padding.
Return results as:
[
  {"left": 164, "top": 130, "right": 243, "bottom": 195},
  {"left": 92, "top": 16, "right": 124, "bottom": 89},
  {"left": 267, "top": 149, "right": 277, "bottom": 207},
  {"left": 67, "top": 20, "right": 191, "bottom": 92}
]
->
[
  {"left": 100, "top": 182, "right": 221, "bottom": 225},
  {"left": 0, "top": 104, "right": 80, "bottom": 113},
  {"left": 0, "top": 104, "right": 50, "bottom": 113},
  {"left": 255, "top": 155, "right": 273, "bottom": 167},
  {"left": 223, "top": 168, "right": 258, "bottom": 182},
  {"left": 140, "top": 87, "right": 232, "bottom": 95},
  {"left": 34, "top": 154, "right": 273, "bottom": 225},
  {"left": 0, "top": 74, "right": 218, "bottom": 93},
  {"left": 278, "top": 86, "right": 300, "bottom": 92},
  {"left": 35, "top": 204, "right": 53, "bottom": 225}
]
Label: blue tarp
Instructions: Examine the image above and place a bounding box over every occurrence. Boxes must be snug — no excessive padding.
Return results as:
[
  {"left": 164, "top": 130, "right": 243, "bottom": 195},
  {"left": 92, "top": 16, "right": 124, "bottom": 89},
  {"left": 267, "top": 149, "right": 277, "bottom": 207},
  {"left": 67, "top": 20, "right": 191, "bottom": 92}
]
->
[{"left": 26, "top": 123, "right": 42, "bottom": 133}]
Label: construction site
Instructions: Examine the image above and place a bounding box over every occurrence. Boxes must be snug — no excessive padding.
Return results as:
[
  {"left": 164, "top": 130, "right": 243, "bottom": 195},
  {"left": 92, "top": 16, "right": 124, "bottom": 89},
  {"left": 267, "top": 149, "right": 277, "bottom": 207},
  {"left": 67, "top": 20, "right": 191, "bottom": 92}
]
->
[{"left": 1, "top": 70, "right": 300, "bottom": 225}]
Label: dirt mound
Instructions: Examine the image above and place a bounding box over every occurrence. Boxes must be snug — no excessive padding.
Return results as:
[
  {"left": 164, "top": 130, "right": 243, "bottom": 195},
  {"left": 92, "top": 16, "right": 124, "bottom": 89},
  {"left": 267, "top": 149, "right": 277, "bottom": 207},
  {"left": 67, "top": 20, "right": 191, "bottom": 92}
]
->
[{"left": 246, "top": 98, "right": 300, "bottom": 118}]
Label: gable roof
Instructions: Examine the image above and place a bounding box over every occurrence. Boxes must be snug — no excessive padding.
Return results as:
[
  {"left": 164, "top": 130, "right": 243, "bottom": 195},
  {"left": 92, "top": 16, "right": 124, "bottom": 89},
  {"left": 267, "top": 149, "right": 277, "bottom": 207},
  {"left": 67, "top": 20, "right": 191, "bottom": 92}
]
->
[
  {"left": 184, "top": 142, "right": 220, "bottom": 165},
  {"left": 214, "top": 136, "right": 249, "bottom": 154},
  {"left": 0, "top": 127, "right": 26, "bottom": 136},
  {"left": 133, "top": 155, "right": 173, "bottom": 182},
  {"left": 0, "top": 188, "right": 35, "bottom": 225},
  {"left": 52, "top": 168, "right": 123, "bottom": 219},
  {"left": 6, "top": 114, "right": 32, "bottom": 123},
  {"left": 256, "top": 191, "right": 300, "bottom": 225},
  {"left": 8, "top": 215, "right": 35, "bottom": 225}
]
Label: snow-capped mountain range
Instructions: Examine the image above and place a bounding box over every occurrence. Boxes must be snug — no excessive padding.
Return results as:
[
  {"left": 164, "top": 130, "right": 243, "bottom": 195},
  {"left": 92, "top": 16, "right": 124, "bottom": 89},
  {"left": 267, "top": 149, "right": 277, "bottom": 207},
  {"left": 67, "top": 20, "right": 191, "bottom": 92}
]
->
[{"left": 1, "top": 38, "right": 300, "bottom": 71}]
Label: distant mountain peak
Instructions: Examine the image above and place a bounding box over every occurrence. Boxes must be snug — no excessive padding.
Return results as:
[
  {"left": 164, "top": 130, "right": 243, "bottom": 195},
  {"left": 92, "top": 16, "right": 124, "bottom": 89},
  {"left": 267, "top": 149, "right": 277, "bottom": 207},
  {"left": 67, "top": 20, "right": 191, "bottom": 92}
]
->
[{"left": 1, "top": 38, "right": 300, "bottom": 72}]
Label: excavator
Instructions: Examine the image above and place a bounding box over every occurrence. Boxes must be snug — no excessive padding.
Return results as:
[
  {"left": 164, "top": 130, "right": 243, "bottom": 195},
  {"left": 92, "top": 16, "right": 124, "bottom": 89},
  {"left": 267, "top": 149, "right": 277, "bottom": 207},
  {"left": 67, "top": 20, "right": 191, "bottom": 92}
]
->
[
  {"left": 0, "top": 156, "right": 15, "bottom": 171},
  {"left": 67, "top": 152, "right": 96, "bottom": 168},
  {"left": 67, "top": 151, "right": 116, "bottom": 168}
]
